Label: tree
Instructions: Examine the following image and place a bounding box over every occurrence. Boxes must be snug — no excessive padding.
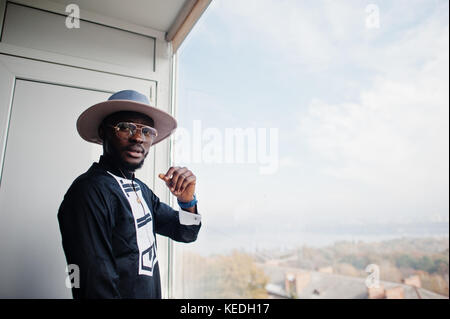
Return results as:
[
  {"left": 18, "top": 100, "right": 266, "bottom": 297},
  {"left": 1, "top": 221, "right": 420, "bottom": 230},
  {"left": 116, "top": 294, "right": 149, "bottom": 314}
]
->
[
  {"left": 208, "top": 251, "right": 269, "bottom": 298},
  {"left": 179, "top": 250, "right": 269, "bottom": 298}
]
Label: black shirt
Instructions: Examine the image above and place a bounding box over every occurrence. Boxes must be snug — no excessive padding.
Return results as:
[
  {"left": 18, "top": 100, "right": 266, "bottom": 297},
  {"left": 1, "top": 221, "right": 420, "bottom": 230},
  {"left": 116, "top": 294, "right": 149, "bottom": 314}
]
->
[{"left": 57, "top": 156, "right": 201, "bottom": 299}]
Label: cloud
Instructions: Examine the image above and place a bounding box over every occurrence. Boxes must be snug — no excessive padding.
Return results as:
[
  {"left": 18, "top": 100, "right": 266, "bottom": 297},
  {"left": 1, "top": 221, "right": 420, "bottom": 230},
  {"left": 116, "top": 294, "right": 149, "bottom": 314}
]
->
[
  {"left": 179, "top": 0, "right": 449, "bottom": 225},
  {"left": 201, "top": 0, "right": 449, "bottom": 76},
  {"left": 211, "top": 0, "right": 344, "bottom": 71},
  {"left": 298, "top": 12, "right": 449, "bottom": 209}
]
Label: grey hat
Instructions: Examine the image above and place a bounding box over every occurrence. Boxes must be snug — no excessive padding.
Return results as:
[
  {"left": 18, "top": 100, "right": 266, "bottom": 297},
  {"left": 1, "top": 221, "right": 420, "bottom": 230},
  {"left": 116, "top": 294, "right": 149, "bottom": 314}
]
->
[{"left": 76, "top": 89, "right": 177, "bottom": 145}]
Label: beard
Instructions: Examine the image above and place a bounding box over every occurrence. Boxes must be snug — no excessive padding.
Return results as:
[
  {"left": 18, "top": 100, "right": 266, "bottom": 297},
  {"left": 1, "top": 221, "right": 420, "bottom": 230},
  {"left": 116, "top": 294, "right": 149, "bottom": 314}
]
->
[
  {"left": 121, "top": 156, "right": 146, "bottom": 171},
  {"left": 104, "top": 141, "right": 148, "bottom": 172}
]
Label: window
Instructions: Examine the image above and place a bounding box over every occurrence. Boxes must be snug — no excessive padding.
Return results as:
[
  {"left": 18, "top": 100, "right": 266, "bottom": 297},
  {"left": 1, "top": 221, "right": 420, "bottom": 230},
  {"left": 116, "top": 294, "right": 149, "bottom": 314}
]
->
[{"left": 172, "top": 0, "right": 449, "bottom": 299}]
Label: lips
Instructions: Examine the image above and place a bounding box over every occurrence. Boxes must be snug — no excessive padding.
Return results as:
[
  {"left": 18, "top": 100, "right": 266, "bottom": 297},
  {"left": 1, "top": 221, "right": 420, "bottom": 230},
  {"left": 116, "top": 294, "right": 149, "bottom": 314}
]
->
[
  {"left": 127, "top": 146, "right": 144, "bottom": 153},
  {"left": 124, "top": 146, "right": 144, "bottom": 158}
]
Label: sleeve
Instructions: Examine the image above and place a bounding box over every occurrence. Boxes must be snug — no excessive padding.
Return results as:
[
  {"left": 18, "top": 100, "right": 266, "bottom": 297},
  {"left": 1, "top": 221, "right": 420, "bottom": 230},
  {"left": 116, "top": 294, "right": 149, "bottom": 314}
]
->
[
  {"left": 150, "top": 190, "right": 202, "bottom": 243},
  {"left": 57, "top": 180, "right": 121, "bottom": 299}
]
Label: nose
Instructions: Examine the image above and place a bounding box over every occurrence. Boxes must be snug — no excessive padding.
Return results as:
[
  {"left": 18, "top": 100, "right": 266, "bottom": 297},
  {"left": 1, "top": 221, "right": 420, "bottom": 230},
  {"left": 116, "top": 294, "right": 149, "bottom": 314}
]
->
[{"left": 129, "top": 128, "right": 145, "bottom": 143}]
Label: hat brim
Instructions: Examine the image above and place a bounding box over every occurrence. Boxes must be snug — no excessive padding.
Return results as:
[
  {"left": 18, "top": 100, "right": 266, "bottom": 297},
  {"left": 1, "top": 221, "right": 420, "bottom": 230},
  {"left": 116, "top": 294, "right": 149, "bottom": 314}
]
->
[{"left": 76, "top": 100, "right": 177, "bottom": 146}]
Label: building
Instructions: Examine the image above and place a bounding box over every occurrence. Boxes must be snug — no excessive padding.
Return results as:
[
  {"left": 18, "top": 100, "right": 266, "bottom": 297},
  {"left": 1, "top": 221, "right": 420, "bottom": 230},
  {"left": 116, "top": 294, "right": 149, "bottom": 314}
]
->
[{"left": 262, "top": 264, "right": 448, "bottom": 299}]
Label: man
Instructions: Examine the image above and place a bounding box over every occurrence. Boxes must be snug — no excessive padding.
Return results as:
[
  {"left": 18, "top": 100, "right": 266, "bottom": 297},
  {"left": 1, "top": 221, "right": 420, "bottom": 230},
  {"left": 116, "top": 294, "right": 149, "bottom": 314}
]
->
[{"left": 58, "top": 90, "right": 201, "bottom": 299}]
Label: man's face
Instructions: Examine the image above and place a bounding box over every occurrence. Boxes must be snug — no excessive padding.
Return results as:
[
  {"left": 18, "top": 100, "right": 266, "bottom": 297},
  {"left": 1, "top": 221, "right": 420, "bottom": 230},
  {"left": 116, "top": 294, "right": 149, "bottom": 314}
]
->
[{"left": 100, "top": 111, "right": 155, "bottom": 171}]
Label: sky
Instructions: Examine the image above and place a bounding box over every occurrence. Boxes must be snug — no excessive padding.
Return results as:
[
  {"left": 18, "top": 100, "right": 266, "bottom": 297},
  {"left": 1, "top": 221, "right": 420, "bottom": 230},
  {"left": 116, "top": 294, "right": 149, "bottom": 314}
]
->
[{"left": 173, "top": 0, "right": 449, "bottom": 252}]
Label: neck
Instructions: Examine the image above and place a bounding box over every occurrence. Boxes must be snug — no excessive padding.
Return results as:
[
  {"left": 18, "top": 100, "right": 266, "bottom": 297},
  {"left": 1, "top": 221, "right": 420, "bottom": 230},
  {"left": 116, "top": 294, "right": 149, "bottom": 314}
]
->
[{"left": 100, "top": 154, "right": 134, "bottom": 179}]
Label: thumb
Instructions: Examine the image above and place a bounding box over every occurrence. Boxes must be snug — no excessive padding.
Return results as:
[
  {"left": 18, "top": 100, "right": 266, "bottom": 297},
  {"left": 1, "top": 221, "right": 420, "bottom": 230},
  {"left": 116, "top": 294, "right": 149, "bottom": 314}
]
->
[{"left": 158, "top": 173, "right": 167, "bottom": 180}]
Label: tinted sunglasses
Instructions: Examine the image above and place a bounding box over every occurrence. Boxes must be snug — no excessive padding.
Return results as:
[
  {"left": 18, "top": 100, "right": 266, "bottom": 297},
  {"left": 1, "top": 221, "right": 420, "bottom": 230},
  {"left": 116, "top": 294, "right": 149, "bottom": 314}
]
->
[{"left": 109, "top": 122, "right": 158, "bottom": 141}]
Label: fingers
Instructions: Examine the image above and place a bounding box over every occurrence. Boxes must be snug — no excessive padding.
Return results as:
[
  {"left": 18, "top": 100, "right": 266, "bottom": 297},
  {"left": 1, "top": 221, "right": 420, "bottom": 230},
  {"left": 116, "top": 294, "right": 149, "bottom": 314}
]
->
[
  {"left": 163, "top": 167, "right": 177, "bottom": 181},
  {"left": 170, "top": 167, "right": 188, "bottom": 192},
  {"left": 159, "top": 167, "right": 193, "bottom": 193},
  {"left": 179, "top": 175, "right": 196, "bottom": 193},
  {"left": 174, "top": 172, "right": 188, "bottom": 193},
  {"left": 158, "top": 167, "right": 179, "bottom": 186}
]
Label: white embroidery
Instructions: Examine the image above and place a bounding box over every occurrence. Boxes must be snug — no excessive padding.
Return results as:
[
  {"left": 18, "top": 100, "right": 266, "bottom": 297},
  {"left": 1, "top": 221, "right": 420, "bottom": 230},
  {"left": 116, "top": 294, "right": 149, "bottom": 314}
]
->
[{"left": 108, "top": 172, "right": 157, "bottom": 277}]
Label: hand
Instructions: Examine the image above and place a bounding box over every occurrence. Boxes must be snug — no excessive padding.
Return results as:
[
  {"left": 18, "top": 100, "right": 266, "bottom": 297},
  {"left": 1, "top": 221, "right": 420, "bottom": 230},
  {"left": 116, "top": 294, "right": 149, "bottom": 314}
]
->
[{"left": 158, "top": 166, "right": 196, "bottom": 203}]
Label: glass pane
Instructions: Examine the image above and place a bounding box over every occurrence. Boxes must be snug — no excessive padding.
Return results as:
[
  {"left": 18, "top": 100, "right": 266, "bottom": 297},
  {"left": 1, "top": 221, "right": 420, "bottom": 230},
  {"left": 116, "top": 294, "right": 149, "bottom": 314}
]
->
[{"left": 173, "top": 0, "right": 449, "bottom": 299}]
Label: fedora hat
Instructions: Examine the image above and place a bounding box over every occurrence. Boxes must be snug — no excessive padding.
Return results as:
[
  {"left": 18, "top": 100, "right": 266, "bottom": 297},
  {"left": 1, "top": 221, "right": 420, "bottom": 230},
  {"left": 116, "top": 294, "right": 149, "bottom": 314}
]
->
[{"left": 77, "top": 90, "right": 177, "bottom": 146}]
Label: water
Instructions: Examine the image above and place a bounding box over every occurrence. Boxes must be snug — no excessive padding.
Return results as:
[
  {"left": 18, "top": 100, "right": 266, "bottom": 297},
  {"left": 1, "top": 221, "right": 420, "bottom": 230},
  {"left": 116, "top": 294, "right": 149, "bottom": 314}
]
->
[{"left": 182, "top": 222, "right": 449, "bottom": 256}]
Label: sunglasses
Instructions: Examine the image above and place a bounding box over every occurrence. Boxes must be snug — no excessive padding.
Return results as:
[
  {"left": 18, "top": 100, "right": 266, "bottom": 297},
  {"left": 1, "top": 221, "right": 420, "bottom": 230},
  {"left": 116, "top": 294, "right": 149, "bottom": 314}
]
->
[{"left": 109, "top": 122, "right": 158, "bottom": 141}]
